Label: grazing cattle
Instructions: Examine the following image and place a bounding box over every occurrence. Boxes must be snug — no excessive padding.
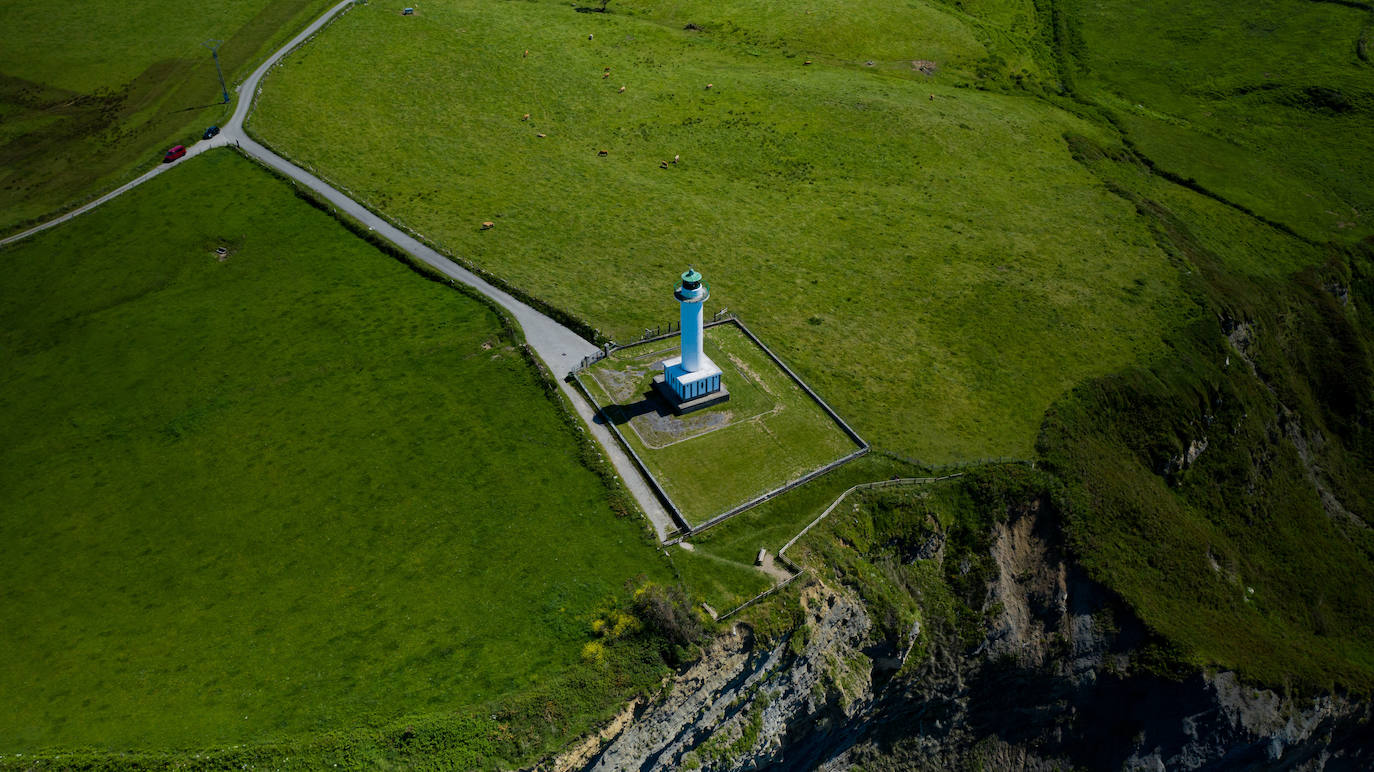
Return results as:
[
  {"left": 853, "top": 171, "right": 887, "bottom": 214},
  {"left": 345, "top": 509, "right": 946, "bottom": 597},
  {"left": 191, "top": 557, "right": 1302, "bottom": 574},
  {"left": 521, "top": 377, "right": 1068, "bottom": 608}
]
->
[
  {"left": 481, "top": 221, "right": 495, "bottom": 230},
  {"left": 618, "top": 85, "right": 626, "bottom": 93},
  {"left": 673, "top": 154, "right": 680, "bottom": 164},
  {"left": 598, "top": 149, "right": 608, "bottom": 156},
  {"left": 522, "top": 113, "right": 530, "bottom": 121}
]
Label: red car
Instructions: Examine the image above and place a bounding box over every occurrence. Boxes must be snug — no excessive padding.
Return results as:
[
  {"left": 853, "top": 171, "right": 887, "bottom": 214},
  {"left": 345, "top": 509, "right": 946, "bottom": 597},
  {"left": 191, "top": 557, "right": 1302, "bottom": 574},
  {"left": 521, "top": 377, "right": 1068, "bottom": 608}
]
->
[{"left": 163, "top": 145, "right": 187, "bottom": 163}]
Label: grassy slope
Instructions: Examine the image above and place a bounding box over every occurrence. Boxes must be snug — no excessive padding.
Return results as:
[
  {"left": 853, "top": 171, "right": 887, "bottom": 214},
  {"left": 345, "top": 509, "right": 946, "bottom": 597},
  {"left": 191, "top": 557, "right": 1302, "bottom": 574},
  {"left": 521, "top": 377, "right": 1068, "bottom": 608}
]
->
[
  {"left": 1039, "top": 131, "right": 1374, "bottom": 691},
  {"left": 247, "top": 0, "right": 1374, "bottom": 698},
  {"left": 691, "top": 453, "right": 922, "bottom": 565},
  {"left": 583, "top": 323, "right": 858, "bottom": 523},
  {"left": 249, "top": 0, "right": 1193, "bottom": 462},
  {"left": 787, "top": 471, "right": 1022, "bottom": 657},
  {"left": 1067, "top": 0, "right": 1374, "bottom": 243},
  {"left": 0, "top": 149, "right": 679, "bottom": 754},
  {"left": 1014, "top": 0, "right": 1374, "bottom": 688},
  {"left": 0, "top": 0, "right": 335, "bottom": 234}
]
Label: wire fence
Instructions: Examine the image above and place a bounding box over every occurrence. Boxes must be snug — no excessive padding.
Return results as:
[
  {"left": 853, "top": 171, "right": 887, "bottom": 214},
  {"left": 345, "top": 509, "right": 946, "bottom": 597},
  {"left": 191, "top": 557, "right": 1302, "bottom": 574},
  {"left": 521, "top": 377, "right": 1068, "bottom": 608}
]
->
[
  {"left": 683, "top": 446, "right": 870, "bottom": 539},
  {"left": 571, "top": 313, "right": 869, "bottom": 541},
  {"left": 717, "top": 474, "right": 965, "bottom": 621},
  {"left": 570, "top": 311, "right": 738, "bottom": 375},
  {"left": 568, "top": 370, "right": 692, "bottom": 535}
]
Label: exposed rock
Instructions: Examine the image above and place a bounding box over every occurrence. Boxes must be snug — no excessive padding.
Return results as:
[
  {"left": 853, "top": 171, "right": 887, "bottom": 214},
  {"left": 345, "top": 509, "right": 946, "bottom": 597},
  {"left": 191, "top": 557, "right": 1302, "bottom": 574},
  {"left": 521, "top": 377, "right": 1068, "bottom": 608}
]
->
[
  {"left": 1163, "top": 437, "right": 1209, "bottom": 481},
  {"left": 985, "top": 499, "right": 1068, "bottom": 668},
  {"left": 583, "top": 584, "right": 873, "bottom": 771},
  {"left": 1224, "top": 318, "right": 1260, "bottom": 377},
  {"left": 1322, "top": 281, "right": 1350, "bottom": 307},
  {"left": 557, "top": 502, "right": 1374, "bottom": 772}
]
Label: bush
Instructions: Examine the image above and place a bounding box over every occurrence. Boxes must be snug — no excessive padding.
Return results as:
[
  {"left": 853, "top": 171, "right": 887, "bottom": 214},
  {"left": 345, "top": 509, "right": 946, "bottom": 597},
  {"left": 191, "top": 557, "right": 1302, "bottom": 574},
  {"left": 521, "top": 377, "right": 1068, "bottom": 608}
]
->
[
  {"left": 632, "top": 581, "right": 706, "bottom": 665},
  {"left": 581, "top": 641, "right": 607, "bottom": 664}
]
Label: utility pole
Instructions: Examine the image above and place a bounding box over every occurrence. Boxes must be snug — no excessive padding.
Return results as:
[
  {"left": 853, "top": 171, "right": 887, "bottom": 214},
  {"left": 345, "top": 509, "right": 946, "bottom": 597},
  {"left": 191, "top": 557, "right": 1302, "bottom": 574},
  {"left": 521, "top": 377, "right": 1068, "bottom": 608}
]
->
[{"left": 202, "top": 39, "right": 229, "bottom": 104}]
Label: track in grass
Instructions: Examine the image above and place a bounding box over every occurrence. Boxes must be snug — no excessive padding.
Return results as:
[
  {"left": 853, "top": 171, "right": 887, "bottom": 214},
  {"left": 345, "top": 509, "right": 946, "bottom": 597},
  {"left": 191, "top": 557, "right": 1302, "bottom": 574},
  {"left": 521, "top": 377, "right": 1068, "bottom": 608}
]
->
[{"left": 1066, "top": 0, "right": 1373, "bottom": 245}]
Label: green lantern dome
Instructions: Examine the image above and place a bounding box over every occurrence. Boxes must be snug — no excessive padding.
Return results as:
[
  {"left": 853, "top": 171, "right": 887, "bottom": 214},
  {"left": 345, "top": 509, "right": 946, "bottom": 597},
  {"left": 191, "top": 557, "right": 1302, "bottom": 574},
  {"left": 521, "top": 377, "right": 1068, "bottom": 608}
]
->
[{"left": 675, "top": 267, "right": 708, "bottom": 302}]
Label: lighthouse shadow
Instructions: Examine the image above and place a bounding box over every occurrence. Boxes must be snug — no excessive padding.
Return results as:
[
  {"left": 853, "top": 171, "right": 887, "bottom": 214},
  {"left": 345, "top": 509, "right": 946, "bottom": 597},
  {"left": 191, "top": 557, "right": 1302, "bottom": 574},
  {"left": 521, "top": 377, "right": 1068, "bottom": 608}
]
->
[{"left": 597, "top": 388, "right": 675, "bottom": 426}]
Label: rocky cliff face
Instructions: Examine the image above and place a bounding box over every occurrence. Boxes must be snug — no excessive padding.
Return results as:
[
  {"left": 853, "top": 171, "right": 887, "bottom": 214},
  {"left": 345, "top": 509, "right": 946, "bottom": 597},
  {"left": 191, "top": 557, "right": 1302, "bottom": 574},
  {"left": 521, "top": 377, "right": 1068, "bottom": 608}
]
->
[{"left": 560, "top": 504, "right": 1373, "bottom": 771}]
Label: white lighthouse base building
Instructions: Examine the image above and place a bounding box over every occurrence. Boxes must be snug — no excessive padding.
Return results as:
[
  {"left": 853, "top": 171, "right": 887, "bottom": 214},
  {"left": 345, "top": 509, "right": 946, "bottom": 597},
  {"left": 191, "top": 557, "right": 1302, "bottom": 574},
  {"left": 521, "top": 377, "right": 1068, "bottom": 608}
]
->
[
  {"left": 663, "top": 354, "right": 724, "bottom": 396},
  {"left": 654, "top": 356, "right": 729, "bottom": 414}
]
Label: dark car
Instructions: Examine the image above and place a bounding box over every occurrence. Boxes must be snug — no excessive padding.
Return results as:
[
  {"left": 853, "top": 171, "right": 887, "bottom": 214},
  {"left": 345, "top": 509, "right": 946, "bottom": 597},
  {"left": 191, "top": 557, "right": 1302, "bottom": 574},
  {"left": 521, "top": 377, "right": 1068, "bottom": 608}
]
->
[
  {"left": 203, "top": 125, "right": 220, "bottom": 140},
  {"left": 163, "top": 145, "right": 187, "bottom": 163}
]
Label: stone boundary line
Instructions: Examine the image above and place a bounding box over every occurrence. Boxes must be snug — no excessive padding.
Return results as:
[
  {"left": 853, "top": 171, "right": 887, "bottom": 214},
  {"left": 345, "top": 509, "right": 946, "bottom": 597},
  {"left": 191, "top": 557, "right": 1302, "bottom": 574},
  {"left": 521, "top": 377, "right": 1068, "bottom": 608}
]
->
[{"left": 872, "top": 449, "right": 1035, "bottom": 475}]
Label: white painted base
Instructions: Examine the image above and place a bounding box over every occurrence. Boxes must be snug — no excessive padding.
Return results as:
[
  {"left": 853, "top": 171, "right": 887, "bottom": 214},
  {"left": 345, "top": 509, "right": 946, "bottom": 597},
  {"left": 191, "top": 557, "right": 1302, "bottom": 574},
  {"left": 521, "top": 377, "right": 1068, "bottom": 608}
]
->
[{"left": 662, "top": 355, "right": 723, "bottom": 401}]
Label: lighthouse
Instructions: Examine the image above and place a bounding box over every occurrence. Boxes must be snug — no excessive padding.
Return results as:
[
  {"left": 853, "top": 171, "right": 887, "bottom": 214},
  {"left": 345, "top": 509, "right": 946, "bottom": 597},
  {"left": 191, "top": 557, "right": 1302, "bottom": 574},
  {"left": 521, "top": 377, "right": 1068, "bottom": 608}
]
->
[{"left": 656, "top": 267, "right": 727, "bottom": 413}]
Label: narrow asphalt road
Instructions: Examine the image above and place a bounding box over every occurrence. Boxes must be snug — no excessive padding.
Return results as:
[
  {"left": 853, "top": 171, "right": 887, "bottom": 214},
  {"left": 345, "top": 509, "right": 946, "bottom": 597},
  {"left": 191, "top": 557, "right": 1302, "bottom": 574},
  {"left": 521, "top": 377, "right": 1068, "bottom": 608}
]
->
[{"left": 1, "top": 0, "right": 677, "bottom": 541}]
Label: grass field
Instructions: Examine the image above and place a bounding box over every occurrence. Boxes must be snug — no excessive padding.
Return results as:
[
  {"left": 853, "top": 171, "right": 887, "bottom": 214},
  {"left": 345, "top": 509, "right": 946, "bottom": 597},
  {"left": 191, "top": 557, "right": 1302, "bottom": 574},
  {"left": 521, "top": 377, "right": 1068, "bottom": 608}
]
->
[
  {"left": 1066, "top": 0, "right": 1373, "bottom": 244},
  {"left": 1042, "top": 128, "right": 1374, "bottom": 691},
  {"left": 690, "top": 452, "right": 924, "bottom": 566},
  {"left": 249, "top": 0, "right": 1196, "bottom": 463},
  {"left": 0, "top": 0, "right": 336, "bottom": 235},
  {"left": 0, "top": 149, "right": 686, "bottom": 755},
  {"left": 5, "top": 0, "right": 1371, "bottom": 761},
  {"left": 580, "top": 322, "right": 859, "bottom": 524}
]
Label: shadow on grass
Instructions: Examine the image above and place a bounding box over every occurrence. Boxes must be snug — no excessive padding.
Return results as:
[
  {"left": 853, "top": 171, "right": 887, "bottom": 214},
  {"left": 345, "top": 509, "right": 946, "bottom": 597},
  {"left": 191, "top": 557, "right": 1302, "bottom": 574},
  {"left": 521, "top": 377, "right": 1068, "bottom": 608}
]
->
[
  {"left": 171, "top": 101, "right": 230, "bottom": 114},
  {"left": 596, "top": 388, "right": 674, "bottom": 427}
]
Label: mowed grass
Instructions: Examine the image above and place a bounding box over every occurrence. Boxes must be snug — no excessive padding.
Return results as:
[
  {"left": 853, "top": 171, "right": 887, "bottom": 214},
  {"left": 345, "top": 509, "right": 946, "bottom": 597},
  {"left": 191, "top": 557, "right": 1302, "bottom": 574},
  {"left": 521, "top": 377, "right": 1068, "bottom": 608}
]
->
[
  {"left": 0, "top": 0, "right": 335, "bottom": 234},
  {"left": 0, "top": 149, "right": 675, "bottom": 753},
  {"left": 1068, "top": 0, "right": 1374, "bottom": 243},
  {"left": 581, "top": 323, "right": 859, "bottom": 524},
  {"left": 249, "top": 0, "right": 1194, "bottom": 462}
]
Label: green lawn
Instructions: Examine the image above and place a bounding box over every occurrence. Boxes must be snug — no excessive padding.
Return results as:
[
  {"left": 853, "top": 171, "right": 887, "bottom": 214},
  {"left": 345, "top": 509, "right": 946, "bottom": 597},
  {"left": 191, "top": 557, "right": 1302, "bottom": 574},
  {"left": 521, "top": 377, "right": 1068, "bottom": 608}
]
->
[
  {"left": 580, "top": 322, "right": 859, "bottom": 525},
  {"left": 1067, "top": 0, "right": 1374, "bottom": 244},
  {"left": 0, "top": 0, "right": 1361, "bottom": 754},
  {"left": 0, "top": 149, "right": 680, "bottom": 755},
  {"left": 249, "top": 0, "right": 1195, "bottom": 463},
  {"left": 0, "top": 0, "right": 336, "bottom": 235}
]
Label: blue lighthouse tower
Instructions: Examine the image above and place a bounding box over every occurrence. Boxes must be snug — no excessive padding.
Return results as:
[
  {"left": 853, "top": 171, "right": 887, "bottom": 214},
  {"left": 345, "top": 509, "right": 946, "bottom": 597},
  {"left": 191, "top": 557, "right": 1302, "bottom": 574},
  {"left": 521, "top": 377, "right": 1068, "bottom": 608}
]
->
[{"left": 655, "top": 267, "right": 728, "bottom": 413}]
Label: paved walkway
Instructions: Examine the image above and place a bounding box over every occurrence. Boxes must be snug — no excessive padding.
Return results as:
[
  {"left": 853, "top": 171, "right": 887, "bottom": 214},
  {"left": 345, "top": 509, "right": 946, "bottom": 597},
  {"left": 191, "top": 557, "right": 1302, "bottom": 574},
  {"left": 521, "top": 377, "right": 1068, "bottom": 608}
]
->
[{"left": 0, "top": 0, "right": 676, "bottom": 541}]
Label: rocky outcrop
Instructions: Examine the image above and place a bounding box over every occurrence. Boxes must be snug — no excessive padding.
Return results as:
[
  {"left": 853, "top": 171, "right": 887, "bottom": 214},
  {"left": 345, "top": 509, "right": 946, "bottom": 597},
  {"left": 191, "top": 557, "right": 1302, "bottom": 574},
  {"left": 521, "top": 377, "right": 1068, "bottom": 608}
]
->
[
  {"left": 560, "top": 505, "right": 1373, "bottom": 771},
  {"left": 582, "top": 586, "right": 874, "bottom": 771}
]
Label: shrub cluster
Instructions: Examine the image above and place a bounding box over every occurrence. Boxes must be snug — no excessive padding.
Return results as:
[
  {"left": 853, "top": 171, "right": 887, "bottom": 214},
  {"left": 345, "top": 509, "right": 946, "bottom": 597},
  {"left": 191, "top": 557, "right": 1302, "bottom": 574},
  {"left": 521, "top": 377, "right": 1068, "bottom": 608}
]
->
[{"left": 632, "top": 581, "right": 708, "bottom": 666}]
